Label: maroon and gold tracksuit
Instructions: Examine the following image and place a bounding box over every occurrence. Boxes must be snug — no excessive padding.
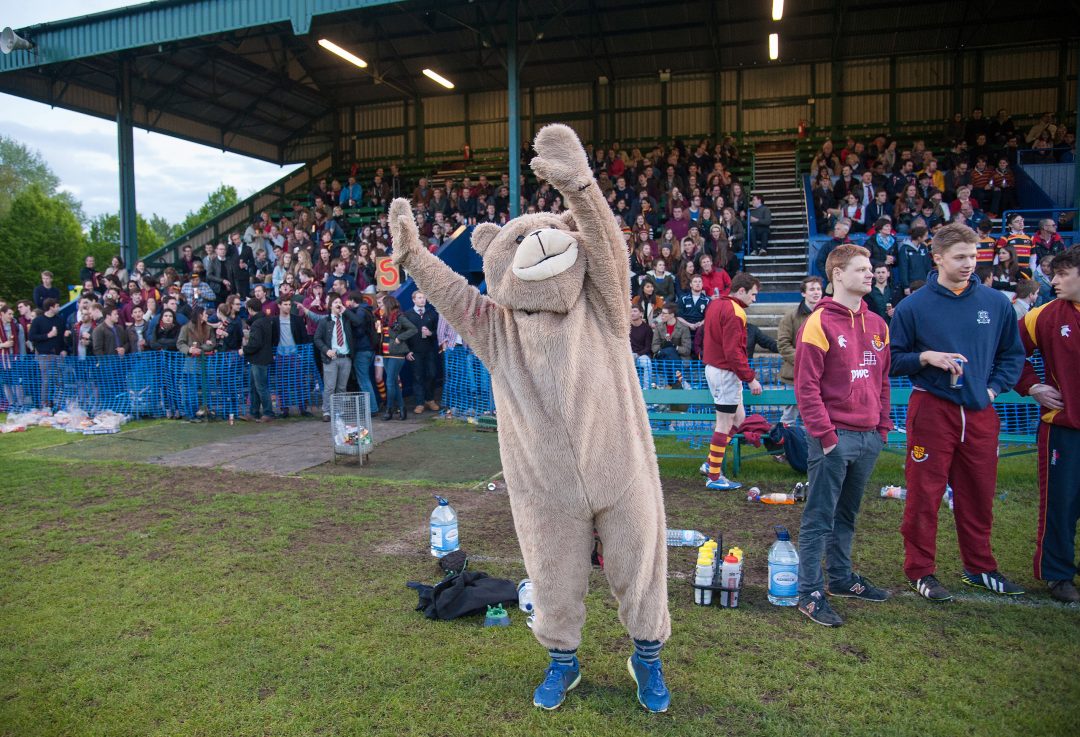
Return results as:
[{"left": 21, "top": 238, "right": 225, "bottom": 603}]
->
[{"left": 1016, "top": 300, "right": 1080, "bottom": 582}]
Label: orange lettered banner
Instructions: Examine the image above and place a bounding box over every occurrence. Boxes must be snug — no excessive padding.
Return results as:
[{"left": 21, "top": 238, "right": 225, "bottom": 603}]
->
[{"left": 376, "top": 257, "right": 400, "bottom": 291}]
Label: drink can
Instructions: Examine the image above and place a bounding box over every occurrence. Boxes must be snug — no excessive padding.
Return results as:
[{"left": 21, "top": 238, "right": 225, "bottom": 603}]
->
[{"left": 950, "top": 358, "right": 966, "bottom": 389}]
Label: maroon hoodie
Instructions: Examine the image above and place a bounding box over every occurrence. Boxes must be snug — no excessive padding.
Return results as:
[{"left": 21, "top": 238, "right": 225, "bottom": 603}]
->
[{"left": 794, "top": 296, "right": 892, "bottom": 447}]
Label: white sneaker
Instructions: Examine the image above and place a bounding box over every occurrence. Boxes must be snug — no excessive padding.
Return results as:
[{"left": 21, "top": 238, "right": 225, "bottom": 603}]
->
[{"left": 699, "top": 461, "right": 710, "bottom": 476}]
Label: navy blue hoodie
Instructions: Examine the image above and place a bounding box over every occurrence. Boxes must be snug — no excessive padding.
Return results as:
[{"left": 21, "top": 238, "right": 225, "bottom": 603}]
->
[{"left": 890, "top": 271, "right": 1024, "bottom": 409}]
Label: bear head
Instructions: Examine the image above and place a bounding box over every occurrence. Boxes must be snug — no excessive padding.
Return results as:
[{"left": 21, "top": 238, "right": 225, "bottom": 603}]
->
[{"left": 470, "top": 210, "right": 586, "bottom": 314}]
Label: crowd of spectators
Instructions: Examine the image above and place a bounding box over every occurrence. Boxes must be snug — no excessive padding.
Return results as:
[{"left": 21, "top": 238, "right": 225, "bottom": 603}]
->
[
  {"left": 806, "top": 109, "right": 1075, "bottom": 330},
  {"left": 2, "top": 112, "right": 1076, "bottom": 412},
  {"left": 0, "top": 156, "right": 490, "bottom": 422}
]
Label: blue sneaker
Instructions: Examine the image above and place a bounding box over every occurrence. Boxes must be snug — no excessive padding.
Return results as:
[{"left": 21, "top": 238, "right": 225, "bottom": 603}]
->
[
  {"left": 627, "top": 654, "right": 671, "bottom": 713},
  {"left": 705, "top": 476, "right": 742, "bottom": 491},
  {"left": 532, "top": 658, "right": 581, "bottom": 710}
]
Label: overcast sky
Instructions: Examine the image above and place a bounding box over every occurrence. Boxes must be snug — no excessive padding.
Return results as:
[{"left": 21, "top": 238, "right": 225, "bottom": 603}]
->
[{"left": 1, "top": 1, "right": 290, "bottom": 223}]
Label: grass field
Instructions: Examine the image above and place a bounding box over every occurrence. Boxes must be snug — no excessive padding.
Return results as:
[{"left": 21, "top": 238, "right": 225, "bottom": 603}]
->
[{"left": 1, "top": 422, "right": 1077, "bottom": 737}]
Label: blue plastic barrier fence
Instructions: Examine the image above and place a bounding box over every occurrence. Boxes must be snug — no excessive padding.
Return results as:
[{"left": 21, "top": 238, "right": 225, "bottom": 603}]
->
[
  {"left": 439, "top": 351, "right": 1044, "bottom": 446},
  {"left": 0, "top": 344, "right": 322, "bottom": 420}
]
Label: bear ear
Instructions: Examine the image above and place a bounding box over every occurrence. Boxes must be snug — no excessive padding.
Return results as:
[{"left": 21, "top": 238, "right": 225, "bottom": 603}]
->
[{"left": 471, "top": 223, "right": 500, "bottom": 257}]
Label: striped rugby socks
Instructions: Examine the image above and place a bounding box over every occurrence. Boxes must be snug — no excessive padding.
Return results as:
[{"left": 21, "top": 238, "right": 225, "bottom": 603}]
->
[{"left": 706, "top": 431, "right": 730, "bottom": 481}]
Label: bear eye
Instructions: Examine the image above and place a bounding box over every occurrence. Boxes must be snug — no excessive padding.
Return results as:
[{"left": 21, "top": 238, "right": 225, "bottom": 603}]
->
[{"left": 515, "top": 234, "right": 526, "bottom": 244}]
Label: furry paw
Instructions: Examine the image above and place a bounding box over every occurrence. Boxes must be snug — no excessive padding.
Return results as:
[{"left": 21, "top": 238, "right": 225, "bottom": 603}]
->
[
  {"left": 531, "top": 124, "right": 590, "bottom": 188},
  {"left": 388, "top": 198, "right": 421, "bottom": 263}
]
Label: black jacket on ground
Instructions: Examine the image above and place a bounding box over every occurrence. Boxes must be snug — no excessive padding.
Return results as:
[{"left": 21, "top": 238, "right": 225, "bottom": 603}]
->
[{"left": 407, "top": 570, "right": 518, "bottom": 621}]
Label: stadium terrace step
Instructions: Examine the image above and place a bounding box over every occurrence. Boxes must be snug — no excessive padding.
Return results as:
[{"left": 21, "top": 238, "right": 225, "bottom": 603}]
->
[
  {"left": 745, "top": 255, "right": 806, "bottom": 266},
  {"left": 749, "top": 146, "right": 809, "bottom": 294}
]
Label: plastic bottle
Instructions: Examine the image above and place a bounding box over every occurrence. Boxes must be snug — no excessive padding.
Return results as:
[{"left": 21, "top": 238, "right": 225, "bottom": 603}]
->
[
  {"left": 943, "top": 484, "right": 954, "bottom": 511},
  {"left": 694, "top": 548, "right": 715, "bottom": 605},
  {"left": 746, "top": 486, "right": 762, "bottom": 502},
  {"left": 761, "top": 492, "right": 795, "bottom": 505},
  {"left": 721, "top": 553, "right": 743, "bottom": 608},
  {"left": 429, "top": 495, "right": 460, "bottom": 558},
  {"left": 880, "top": 485, "right": 907, "bottom": 500},
  {"left": 517, "top": 579, "right": 535, "bottom": 613},
  {"left": 728, "top": 546, "right": 744, "bottom": 562},
  {"left": 767, "top": 526, "right": 799, "bottom": 606},
  {"left": 666, "top": 529, "right": 709, "bottom": 547}
]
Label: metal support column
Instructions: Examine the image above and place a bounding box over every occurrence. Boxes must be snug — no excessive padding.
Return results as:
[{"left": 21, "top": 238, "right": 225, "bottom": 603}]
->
[
  {"left": 117, "top": 57, "right": 138, "bottom": 268},
  {"left": 508, "top": 0, "right": 520, "bottom": 218}
]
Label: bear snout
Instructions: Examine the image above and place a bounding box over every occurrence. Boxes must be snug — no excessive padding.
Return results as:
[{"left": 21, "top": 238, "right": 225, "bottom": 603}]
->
[{"left": 511, "top": 228, "right": 579, "bottom": 282}]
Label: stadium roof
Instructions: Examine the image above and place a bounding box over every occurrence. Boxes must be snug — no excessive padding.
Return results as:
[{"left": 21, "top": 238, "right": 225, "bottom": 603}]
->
[{"left": 1, "top": 0, "right": 1078, "bottom": 164}]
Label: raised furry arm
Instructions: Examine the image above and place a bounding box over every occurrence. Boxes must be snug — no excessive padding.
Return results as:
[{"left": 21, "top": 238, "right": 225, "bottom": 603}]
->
[
  {"left": 530, "top": 124, "right": 630, "bottom": 336},
  {"left": 387, "top": 199, "right": 502, "bottom": 364}
]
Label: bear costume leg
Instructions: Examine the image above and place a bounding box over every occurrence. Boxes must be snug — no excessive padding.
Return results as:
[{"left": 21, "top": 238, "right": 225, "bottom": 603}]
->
[
  {"left": 510, "top": 477, "right": 670, "bottom": 652},
  {"left": 509, "top": 489, "right": 596, "bottom": 652},
  {"left": 593, "top": 481, "right": 671, "bottom": 644}
]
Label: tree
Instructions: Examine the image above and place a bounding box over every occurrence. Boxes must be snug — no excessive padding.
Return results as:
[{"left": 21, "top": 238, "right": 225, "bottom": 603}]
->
[
  {"left": 0, "top": 185, "right": 84, "bottom": 302},
  {"left": 148, "top": 213, "right": 176, "bottom": 243},
  {"left": 85, "top": 212, "right": 165, "bottom": 266},
  {"left": 174, "top": 184, "right": 240, "bottom": 237},
  {"left": 0, "top": 135, "right": 86, "bottom": 225}
]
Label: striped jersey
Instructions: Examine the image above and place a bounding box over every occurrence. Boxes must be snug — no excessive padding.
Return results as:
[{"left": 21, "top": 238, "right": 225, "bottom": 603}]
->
[
  {"left": 1016, "top": 299, "right": 1080, "bottom": 430},
  {"left": 997, "top": 232, "right": 1034, "bottom": 273}
]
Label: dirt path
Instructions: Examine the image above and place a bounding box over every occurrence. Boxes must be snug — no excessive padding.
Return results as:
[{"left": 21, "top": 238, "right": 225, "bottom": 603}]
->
[{"left": 149, "top": 414, "right": 432, "bottom": 473}]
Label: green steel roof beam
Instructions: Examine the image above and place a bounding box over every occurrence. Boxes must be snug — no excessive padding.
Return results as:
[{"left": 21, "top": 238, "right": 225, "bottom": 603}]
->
[{"left": 0, "top": 0, "right": 398, "bottom": 73}]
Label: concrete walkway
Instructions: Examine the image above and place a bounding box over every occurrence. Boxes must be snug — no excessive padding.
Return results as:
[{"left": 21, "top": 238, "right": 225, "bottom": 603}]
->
[{"left": 150, "top": 413, "right": 433, "bottom": 474}]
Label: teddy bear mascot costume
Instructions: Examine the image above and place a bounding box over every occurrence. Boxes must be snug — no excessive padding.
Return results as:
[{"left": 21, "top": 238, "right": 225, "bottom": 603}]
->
[{"left": 387, "top": 124, "right": 671, "bottom": 713}]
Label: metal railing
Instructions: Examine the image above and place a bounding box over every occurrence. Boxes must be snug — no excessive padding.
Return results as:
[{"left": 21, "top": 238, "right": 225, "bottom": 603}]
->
[
  {"left": 999, "top": 209, "right": 1079, "bottom": 239},
  {"left": 140, "top": 155, "right": 332, "bottom": 272}
]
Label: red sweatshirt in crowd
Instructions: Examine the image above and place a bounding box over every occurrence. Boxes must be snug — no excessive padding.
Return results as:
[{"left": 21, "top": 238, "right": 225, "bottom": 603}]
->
[
  {"left": 1016, "top": 300, "right": 1080, "bottom": 430},
  {"left": 794, "top": 297, "right": 892, "bottom": 448},
  {"left": 699, "top": 268, "right": 732, "bottom": 299},
  {"left": 702, "top": 295, "right": 754, "bottom": 382}
]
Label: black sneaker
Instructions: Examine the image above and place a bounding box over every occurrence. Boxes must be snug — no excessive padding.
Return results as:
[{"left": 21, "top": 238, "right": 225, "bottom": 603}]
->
[
  {"left": 909, "top": 575, "right": 953, "bottom": 602},
  {"left": 960, "top": 570, "right": 1024, "bottom": 596},
  {"left": 798, "top": 591, "right": 843, "bottom": 627},
  {"left": 827, "top": 574, "right": 891, "bottom": 602}
]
